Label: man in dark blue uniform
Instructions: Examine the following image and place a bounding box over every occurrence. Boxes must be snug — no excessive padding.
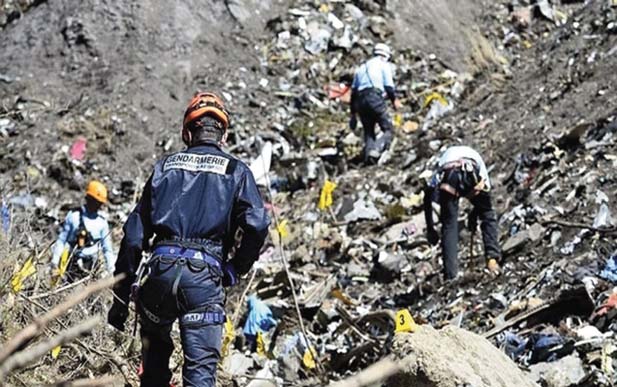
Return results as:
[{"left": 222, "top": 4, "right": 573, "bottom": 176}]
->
[{"left": 108, "top": 92, "right": 270, "bottom": 387}]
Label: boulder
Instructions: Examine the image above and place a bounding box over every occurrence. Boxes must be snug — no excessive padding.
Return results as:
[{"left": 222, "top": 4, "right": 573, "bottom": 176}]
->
[{"left": 386, "top": 325, "right": 538, "bottom": 387}]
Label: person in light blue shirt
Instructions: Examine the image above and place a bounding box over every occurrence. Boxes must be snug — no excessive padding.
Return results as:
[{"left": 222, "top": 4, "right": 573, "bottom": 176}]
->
[
  {"left": 350, "top": 43, "right": 401, "bottom": 164},
  {"left": 51, "top": 180, "right": 115, "bottom": 279}
]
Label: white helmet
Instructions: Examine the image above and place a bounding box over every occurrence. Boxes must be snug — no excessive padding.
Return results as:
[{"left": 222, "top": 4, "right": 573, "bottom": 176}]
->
[{"left": 373, "top": 43, "right": 392, "bottom": 59}]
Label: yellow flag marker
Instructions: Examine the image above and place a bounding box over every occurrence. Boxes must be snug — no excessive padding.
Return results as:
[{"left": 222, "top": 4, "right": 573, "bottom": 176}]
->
[
  {"left": 51, "top": 248, "right": 70, "bottom": 287},
  {"left": 395, "top": 309, "right": 417, "bottom": 333},
  {"left": 423, "top": 92, "right": 448, "bottom": 109},
  {"left": 51, "top": 346, "right": 61, "bottom": 359},
  {"left": 318, "top": 180, "right": 337, "bottom": 211},
  {"left": 11, "top": 256, "right": 36, "bottom": 293},
  {"left": 302, "top": 347, "right": 317, "bottom": 369},
  {"left": 256, "top": 331, "right": 267, "bottom": 357},
  {"left": 393, "top": 113, "right": 403, "bottom": 128},
  {"left": 276, "top": 219, "right": 289, "bottom": 238},
  {"left": 220, "top": 317, "right": 235, "bottom": 360}
]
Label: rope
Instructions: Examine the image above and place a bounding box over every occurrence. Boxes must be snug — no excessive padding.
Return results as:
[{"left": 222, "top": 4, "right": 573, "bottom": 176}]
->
[
  {"left": 231, "top": 267, "right": 257, "bottom": 326},
  {"left": 258, "top": 144, "right": 327, "bottom": 379}
]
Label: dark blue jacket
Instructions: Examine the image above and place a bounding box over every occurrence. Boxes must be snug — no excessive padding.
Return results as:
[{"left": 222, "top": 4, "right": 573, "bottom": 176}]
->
[{"left": 114, "top": 141, "right": 270, "bottom": 301}]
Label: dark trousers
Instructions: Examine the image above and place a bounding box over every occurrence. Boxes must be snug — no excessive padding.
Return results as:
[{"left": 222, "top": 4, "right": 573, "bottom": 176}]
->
[
  {"left": 356, "top": 89, "right": 393, "bottom": 163},
  {"left": 439, "top": 189, "right": 501, "bottom": 279},
  {"left": 65, "top": 255, "right": 95, "bottom": 282},
  {"left": 138, "top": 255, "right": 225, "bottom": 387}
]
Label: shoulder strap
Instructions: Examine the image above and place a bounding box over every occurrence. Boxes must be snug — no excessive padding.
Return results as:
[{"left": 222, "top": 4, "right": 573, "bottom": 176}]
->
[
  {"left": 78, "top": 208, "right": 86, "bottom": 231},
  {"left": 78, "top": 209, "right": 100, "bottom": 246}
]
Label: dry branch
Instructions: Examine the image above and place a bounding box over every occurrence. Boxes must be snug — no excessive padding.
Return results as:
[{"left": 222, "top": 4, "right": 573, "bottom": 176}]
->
[
  {"left": 17, "top": 294, "right": 133, "bottom": 385},
  {"left": 46, "top": 375, "right": 121, "bottom": 387},
  {"left": 30, "top": 276, "right": 91, "bottom": 300},
  {"left": 542, "top": 219, "right": 617, "bottom": 234},
  {"left": 0, "top": 274, "right": 123, "bottom": 364},
  {"left": 0, "top": 316, "right": 101, "bottom": 378},
  {"left": 328, "top": 357, "right": 405, "bottom": 387}
]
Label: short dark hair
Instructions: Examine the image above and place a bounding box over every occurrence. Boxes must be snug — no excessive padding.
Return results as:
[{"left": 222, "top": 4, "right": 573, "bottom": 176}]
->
[{"left": 187, "top": 115, "right": 225, "bottom": 143}]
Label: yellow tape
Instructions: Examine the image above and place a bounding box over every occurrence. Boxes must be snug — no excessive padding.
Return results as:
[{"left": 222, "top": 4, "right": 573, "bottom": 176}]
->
[
  {"left": 423, "top": 92, "right": 448, "bottom": 109},
  {"left": 318, "top": 180, "right": 337, "bottom": 210},
  {"left": 11, "top": 256, "right": 36, "bottom": 293}
]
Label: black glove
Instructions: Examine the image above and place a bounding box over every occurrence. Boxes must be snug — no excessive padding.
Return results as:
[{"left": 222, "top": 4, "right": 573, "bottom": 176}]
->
[
  {"left": 107, "top": 301, "right": 129, "bottom": 332},
  {"left": 222, "top": 263, "right": 238, "bottom": 287},
  {"left": 427, "top": 229, "right": 440, "bottom": 246},
  {"left": 349, "top": 115, "right": 358, "bottom": 131},
  {"left": 468, "top": 211, "right": 478, "bottom": 231}
]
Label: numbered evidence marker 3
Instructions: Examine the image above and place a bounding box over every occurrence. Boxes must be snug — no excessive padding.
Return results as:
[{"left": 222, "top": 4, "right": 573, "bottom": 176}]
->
[{"left": 395, "top": 309, "right": 417, "bottom": 333}]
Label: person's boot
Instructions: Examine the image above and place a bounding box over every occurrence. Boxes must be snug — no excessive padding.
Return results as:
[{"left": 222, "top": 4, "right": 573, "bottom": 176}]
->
[
  {"left": 365, "top": 149, "right": 380, "bottom": 165},
  {"left": 486, "top": 258, "right": 501, "bottom": 275},
  {"left": 377, "top": 149, "right": 391, "bottom": 165}
]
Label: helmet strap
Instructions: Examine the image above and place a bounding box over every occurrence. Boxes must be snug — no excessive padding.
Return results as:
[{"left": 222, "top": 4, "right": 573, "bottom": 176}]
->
[
  {"left": 182, "top": 127, "right": 192, "bottom": 146},
  {"left": 219, "top": 130, "right": 228, "bottom": 146}
]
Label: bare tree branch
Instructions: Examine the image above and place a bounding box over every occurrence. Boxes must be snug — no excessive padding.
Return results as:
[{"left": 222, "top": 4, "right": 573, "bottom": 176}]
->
[
  {"left": 0, "top": 274, "right": 123, "bottom": 364},
  {"left": 0, "top": 317, "right": 101, "bottom": 378},
  {"left": 45, "top": 375, "right": 121, "bottom": 387},
  {"left": 542, "top": 219, "right": 617, "bottom": 234},
  {"left": 328, "top": 357, "right": 405, "bottom": 387}
]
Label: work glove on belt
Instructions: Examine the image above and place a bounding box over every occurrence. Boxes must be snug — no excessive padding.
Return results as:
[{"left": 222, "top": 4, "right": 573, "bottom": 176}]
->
[
  {"left": 108, "top": 301, "right": 129, "bottom": 332},
  {"left": 222, "top": 263, "right": 238, "bottom": 287}
]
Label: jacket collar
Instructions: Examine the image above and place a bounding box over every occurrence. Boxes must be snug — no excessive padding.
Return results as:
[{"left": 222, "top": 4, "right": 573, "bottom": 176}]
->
[{"left": 187, "top": 140, "right": 221, "bottom": 151}]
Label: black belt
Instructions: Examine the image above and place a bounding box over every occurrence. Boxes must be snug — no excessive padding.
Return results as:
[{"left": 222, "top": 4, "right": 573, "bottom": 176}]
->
[
  {"left": 152, "top": 245, "right": 221, "bottom": 271},
  {"left": 155, "top": 238, "right": 223, "bottom": 260},
  {"left": 358, "top": 87, "right": 383, "bottom": 95}
]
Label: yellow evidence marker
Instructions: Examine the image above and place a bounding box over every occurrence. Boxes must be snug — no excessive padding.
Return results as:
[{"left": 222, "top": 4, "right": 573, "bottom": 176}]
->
[{"left": 395, "top": 309, "right": 417, "bottom": 333}]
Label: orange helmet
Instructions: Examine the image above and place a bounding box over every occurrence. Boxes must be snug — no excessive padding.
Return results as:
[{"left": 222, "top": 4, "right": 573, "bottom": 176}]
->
[
  {"left": 86, "top": 180, "right": 107, "bottom": 204},
  {"left": 182, "top": 92, "right": 230, "bottom": 145}
]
